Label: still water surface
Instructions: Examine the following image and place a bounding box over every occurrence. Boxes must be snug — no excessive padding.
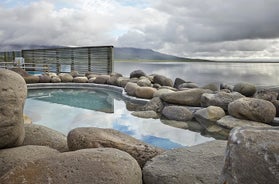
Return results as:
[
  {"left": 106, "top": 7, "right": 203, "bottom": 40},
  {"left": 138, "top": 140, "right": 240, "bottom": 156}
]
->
[{"left": 114, "top": 61, "right": 279, "bottom": 87}]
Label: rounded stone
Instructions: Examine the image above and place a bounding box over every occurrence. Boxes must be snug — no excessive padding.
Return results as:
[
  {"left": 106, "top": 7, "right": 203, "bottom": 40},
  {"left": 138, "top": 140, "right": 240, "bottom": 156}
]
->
[
  {"left": 72, "top": 76, "right": 88, "bottom": 83},
  {"left": 23, "top": 124, "right": 68, "bottom": 152},
  {"left": 125, "top": 82, "right": 139, "bottom": 96},
  {"left": 228, "top": 97, "right": 276, "bottom": 124},
  {"left": 93, "top": 75, "right": 110, "bottom": 84},
  {"left": 135, "top": 87, "right": 157, "bottom": 99},
  {"left": 130, "top": 70, "right": 146, "bottom": 78},
  {"left": 23, "top": 75, "right": 40, "bottom": 83},
  {"left": 162, "top": 105, "right": 193, "bottom": 121},
  {"left": 137, "top": 78, "right": 152, "bottom": 87},
  {"left": 0, "top": 145, "right": 59, "bottom": 177},
  {"left": 194, "top": 106, "right": 226, "bottom": 127},
  {"left": 51, "top": 76, "right": 61, "bottom": 83},
  {"left": 0, "top": 148, "right": 142, "bottom": 184},
  {"left": 153, "top": 74, "right": 173, "bottom": 87},
  {"left": 58, "top": 73, "right": 73, "bottom": 82},
  {"left": 233, "top": 82, "right": 257, "bottom": 97},
  {"left": 67, "top": 127, "right": 163, "bottom": 168},
  {"left": 0, "top": 69, "right": 27, "bottom": 149},
  {"left": 39, "top": 74, "right": 51, "bottom": 83}
]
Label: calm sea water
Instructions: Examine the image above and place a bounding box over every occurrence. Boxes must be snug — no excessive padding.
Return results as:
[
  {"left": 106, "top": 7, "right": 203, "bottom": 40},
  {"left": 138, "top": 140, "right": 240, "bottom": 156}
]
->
[{"left": 114, "top": 61, "right": 279, "bottom": 87}]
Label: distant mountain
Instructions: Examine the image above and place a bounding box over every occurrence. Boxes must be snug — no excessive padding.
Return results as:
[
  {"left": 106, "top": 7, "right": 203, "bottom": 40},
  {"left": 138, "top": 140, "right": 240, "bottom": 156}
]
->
[{"left": 114, "top": 47, "right": 188, "bottom": 61}]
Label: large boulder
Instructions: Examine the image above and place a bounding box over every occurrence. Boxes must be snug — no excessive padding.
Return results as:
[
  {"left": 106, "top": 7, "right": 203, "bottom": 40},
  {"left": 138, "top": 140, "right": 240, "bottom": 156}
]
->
[
  {"left": 143, "top": 140, "right": 227, "bottom": 184},
  {"left": 10, "top": 67, "right": 30, "bottom": 77},
  {"left": 162, "top": 105, "right": 193, "bottom": 121},
  {"left": 67, "top": 127, "right": 163, "bottom": 168},
  {"left": 130, "top": 70, "right": 146, "bottom": 78},
  {"left": 124, "top": 82, "right": 139, "bottom": 96},
  {"left": 0, "top": 69, "right": 27, "bottom": 149},
  {"left": 233, "top": 82, "right": 257, "bottom": 97},
  {"left": 221, "top": 127, "right": 279, "bottom": 184},
  {"left": 161, "top": 88, "right": 211, "bottom": 106},
  {"left": 0, "top": 148, "right": 142, "bottom": 184},
  {"left": 58, "top": 73, "right": 73, "bottom": 82},
  {"left": 194, "top": 106, "right": 226, "bottom": 127},
  {"left": 23, "top": 124, "right": 68, "bottom": 152},
  {"left": 228, "top": 98, "right": 276, "bottom": 124},
  {"left": 201, "top": 91, "right": 245, "bottom": 110},
  {"left": 0, "top": 145, "right": 59, "bottom": 177},
  {"left": 153, "top": 74, "right": 173, "bottom": 87},
  {"left": 217, "top": 115, "right": 271, "bottom": 130},
  {"left": 135, "top": 86, "right": 157, "bottom": 99}
]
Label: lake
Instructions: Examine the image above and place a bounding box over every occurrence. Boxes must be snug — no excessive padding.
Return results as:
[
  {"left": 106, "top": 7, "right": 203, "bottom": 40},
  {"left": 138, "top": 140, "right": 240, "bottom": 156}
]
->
[{"left": 114, "top": 61, "right": 279, "bottom": 87}]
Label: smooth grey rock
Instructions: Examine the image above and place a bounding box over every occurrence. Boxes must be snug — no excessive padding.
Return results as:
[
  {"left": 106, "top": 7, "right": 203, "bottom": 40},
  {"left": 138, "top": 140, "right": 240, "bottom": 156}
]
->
[
  {"left": 0, "top": 69, "right": 27, "bottom": 149},
  {"left": 0, "top": 145, "right": 59, "bottom": 177},
  {"left": 162, "top": 105, "right": 193, "bottom": 121},
  {"left": 125, "top": 82, "right": 139, "bottom": 96},
  {"left": 153, "top": 74, "right": 173, "bottom": 87},
  {"left": 217, "top": 115, "right": 271, "bottom": 130},
  {"left": 161, "top": 88, "right": 211, "bottom": 106},
  {"left": 58, "top": 73, "right": 73, "bottom": 82},
  {"left": 228, "top": 98, "right": 276, "bottom": 124},
  {"left": 143, "top": 140, "right": 227, "bottom": 184},
  {"left": 67, "top": 127, "right": 163, "bottom": 168},
  {"left": 142, "top": 97, "right": 164, "bottom": 113},
  {"left": 178, "top": 82, "right": 199, "bottom": 89},
  {"left": 202, "top": 83, "right": 219, "bottom": 91},
  {"left": 194, "top": 106, "right": 226, "bottom": 127},
  {"left": 92, "top": 75, "right": 110, "bottom": 84},
  {"left": 0, "top": 148, "right": 142, "bottom": 184},
  {"left": 23, "top": 124, "right": 68, "bottom": 152},
  {"left": 132, "top": 110, "right": 159, "bottom": 119},
  {"left": 201, "top": 91, "right": 245, "bottom": 110},
  {"left": 130, "top": 70, "right": 146, "bottom": 78},
  {"left": 233, "top": 82, "right": 257, "bottom": 97},
  {"left": 72, "top": 76, "right": 88, "bottom": 83},
  {"left": 135, "top": 86, "right": 157, "bottom": 99},
  {"left": 221, "top": 127, "right": 279, "bottom": 184}
]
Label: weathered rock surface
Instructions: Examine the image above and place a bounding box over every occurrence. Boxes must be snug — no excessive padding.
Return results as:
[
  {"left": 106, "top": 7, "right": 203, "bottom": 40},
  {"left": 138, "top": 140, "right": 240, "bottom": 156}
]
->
[
  {"left": 124, "top": 82, "right": 139, "bottom": 96},
  {"left": 23, "top": 114, "right": 32, "bottom": 124},
  {"left": 201, "top": 91, "right": 245, "bottom": 110},
  {"left": 143, "top": 140, "right": 227, "bottom": 184},
  {"left": 178, "top": 82, "right": 199, "bottom": 89},
  {"left": 72, "top": 76, "right": 88, "bottom": 83},
  {"left": 135, "top": 86, "right": 157, "bottom": 99},
  {"left": 221, "top": 127, "right": 279, "bottom": 184},
  {"left": 67, "top": 127, "right": 163, "bottom": 168},
  {"left": 161, "top": 88, "right": 211, "bottom": 106},
  {"left": 217, "top": 115, "right": 271, "bottom": 130},
  {"left": 228, "top": 97, "right": 276, "bottom": 124},
  {"left": 0, "top": 145, "right": 59, "bottom": 177},
  {"left": 233, "top": 82, "right": 257, "bottom": 97},
  {"left": 130, "top": 70, "right": 146, "bottom": 78},
  {"left": 132, "top": 110, "right": 159, "bottom": 119},
  {"left": 92, "top": 75, "right": 110, "bottom": 84},
  {"left": 141, "top": 97, "right": 164, "bottom": 113},
  {"left": 173, "top": 77, "right": 186, "bottom": 88},
  {"left": 0, "top": 69, "right": 27, "bottom": 149},
  {"left": 153, "top": 88, "right": 174, "bottom": 97},
  {"left": 50, "top": 76, "right": 61, "bottom": 83},
  {"left": 39, "top": 74, "right": 51, "bottom": 83},
  {"left": 58, "top": 73, "right": 73, "bottom": 82},
  {"left": 254, "top": 89, "right": 278, "bottom": 102},
  {"left": 137, "top": 78, "right": 152, "bottom": 87},
  {"left": 153, "top": 74, "right": 173, "bottom": 87},
  {"left": 116, "top": 76, "right": 130, "bottom": 87},
  {"left": 0, "top": 148, "right": 142, "bottom": 184},
  {"left": 11, "top": 68, "right": 30, "bottom": 77},
  {"left": 24, "top": 75, "right": 40, "bottom": 83},
  {"left": 162, "top": 105, "right": 193, "bottom": 121},
  {"left": 202, "top": 83, "right": 219, "bottom": 91},
  {"left": 107, "top": 72, "right": 122, "bottom": 85},
  {"left": 194, "top": 106, "right": 226, "bottom": 126},
  {"left": 23, "top": 124, "right": 68, "bottom": 152}
]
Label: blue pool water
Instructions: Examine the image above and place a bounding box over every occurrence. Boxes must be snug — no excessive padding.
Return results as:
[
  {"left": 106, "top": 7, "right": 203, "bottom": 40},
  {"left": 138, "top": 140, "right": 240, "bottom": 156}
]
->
[{"left": 24, "top": 88, "right": 214, "bottom": 149}]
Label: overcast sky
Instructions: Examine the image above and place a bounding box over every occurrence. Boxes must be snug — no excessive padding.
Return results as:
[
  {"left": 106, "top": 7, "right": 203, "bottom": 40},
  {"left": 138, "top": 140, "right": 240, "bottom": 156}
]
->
[{"left": 1, "top": 0, "right": 279, "bottom": 60}]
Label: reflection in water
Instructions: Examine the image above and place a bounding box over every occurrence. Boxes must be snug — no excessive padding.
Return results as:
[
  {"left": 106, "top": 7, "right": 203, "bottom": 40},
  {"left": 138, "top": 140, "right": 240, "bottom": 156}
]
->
[
  {"left": 115, "top": 61, "right": 279, "bottom": 86},
  {"left": 24, "top": 89, "right": 214, "bottom": 149}
]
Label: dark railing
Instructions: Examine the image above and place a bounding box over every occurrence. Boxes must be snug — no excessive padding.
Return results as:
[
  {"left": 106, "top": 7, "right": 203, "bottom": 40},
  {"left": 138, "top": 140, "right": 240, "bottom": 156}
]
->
[{"left": 0, "top": 46, "right": 113, "bottom": 74}]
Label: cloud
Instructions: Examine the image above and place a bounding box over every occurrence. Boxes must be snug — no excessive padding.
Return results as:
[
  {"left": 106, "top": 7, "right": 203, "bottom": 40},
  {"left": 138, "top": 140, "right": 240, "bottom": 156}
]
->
[{"left": 0, "top": 0, "right": 279, "bottom": 59}]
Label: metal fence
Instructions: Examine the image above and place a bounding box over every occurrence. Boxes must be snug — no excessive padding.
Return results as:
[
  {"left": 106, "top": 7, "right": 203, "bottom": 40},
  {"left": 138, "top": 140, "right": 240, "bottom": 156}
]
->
[{"left": 0, "top": 46, "right": 113, "bottom": 74}]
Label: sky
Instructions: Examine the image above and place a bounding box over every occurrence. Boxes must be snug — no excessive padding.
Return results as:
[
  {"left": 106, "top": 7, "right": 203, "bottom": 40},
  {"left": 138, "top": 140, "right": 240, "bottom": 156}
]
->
[{"left": 1, "top": 0, "right": 279, "bottom": 60}]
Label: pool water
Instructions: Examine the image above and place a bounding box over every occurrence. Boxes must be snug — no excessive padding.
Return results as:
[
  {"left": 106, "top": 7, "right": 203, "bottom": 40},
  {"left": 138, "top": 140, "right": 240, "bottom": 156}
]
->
[{"left": 24, "top": 88, "right": 214, "bottom": 149}]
